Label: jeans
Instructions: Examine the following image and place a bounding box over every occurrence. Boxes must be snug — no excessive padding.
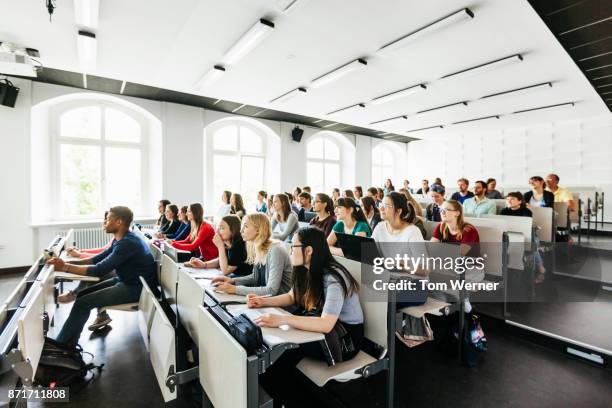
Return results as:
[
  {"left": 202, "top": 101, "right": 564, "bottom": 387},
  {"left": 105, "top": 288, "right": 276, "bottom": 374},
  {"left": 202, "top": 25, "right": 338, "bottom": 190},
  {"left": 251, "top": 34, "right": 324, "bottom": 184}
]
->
[{"left": 56, "top": 277, "right": 142, "bottom": 346}]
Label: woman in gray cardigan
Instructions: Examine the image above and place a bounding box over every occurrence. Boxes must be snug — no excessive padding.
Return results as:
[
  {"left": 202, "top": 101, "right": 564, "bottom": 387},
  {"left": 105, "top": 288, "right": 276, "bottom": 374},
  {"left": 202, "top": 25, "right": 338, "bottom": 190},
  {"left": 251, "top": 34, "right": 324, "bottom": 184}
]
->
[
  {"left": 212, "top": 213, "right": 292, "bottom": 296},
  {"left": 271, "top": 193, "right": 299, "bottom": 242}
]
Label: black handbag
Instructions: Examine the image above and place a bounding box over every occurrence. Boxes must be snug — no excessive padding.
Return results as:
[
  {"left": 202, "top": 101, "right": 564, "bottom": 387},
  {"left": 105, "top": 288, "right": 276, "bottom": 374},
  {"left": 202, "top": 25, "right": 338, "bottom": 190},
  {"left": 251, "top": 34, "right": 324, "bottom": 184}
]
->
[
  {"left": 298, "top": 309, "right": 356, "bottom": 366},
  {"left": 228, "top": 313, "right": 265, "bottom": 355}
]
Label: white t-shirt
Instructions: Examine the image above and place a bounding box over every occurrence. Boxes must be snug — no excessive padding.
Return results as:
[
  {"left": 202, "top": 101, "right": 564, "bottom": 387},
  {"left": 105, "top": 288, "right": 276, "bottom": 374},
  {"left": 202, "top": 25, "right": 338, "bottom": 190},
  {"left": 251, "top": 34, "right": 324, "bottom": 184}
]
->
[{"left": 371, "top": 221, "right": 426, "bottom": 261}]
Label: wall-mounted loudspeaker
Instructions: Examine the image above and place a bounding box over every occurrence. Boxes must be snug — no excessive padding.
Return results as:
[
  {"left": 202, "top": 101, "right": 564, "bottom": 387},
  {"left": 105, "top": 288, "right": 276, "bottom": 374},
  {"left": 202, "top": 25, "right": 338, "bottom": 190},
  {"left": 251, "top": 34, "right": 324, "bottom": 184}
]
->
[
  {"left": 0, "top": 79, "right": 19, "bottom": 108},
  {"left": 292, "top": 126, "right": 304, "bottom": 142}
]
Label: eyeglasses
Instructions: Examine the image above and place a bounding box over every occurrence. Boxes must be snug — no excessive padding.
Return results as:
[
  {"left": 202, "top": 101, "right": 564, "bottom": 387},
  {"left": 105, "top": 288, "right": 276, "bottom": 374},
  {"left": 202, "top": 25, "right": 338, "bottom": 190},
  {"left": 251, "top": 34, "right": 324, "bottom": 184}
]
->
[
  {"left": 439, "top": 208, "right": 458, "bottom": 213},
  {"left": 382, "top": 203, "right": 394, "bottom": 209},
  {"left": 290, "top": 244, "right": 303, "bottom": 254}
]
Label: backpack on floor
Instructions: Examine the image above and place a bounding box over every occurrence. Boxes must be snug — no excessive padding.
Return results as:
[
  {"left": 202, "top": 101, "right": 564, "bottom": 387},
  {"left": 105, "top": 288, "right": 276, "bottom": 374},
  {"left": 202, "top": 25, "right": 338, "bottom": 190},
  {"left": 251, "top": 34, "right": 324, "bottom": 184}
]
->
[
  {"left": 34, "top": 337, "right": 103, "bottom": 389},
  {"left": 439, "top": 312, "right": 487, "bottom": 367}
]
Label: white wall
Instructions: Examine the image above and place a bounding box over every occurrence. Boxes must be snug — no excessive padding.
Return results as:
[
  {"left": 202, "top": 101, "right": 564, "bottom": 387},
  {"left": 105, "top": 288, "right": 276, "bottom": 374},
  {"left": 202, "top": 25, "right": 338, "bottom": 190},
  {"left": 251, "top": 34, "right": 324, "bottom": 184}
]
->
[
  {"left": 0, "top": 79, "right": 406, "bottom": 268},
  {"left": 407, "top": 116, "right": 612, "bottom": 217}
]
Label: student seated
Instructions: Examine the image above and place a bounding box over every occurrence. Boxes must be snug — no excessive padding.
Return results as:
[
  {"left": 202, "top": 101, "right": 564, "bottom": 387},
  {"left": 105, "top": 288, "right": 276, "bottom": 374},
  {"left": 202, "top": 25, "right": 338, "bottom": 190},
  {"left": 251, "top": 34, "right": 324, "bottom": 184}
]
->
[
  {"left": 211, "top": 213, "right": 292, "bottom": 296},
  {"left": 309, "top": 193, "right": 336, "bottom": 237},
  {"left": 546, "top": 173, "right": 576, "bottom": 211},
  {"left": 297, "top": 192, "right": 314, "bottom": 222},
  {"left": 383, "top": 178, "right": 395, "bottom": 195},
  {"left": 462, "top": 180, "right": 496, "bottom": 216},
  {"left": 271, "top": 193, "right": 299, "bottom": 242},
  {"left": 215, "top": 190, "right": 232, "bottom": 223},
  {"left": 156, "top": 199, "right": 171, "bottom": 229},
  {"left": 331, "top": 188, "right": 341, "bottom": 205},
  {"left": 251, "top": 227, "right": 363, "bottom": 406},
  {"left": 265, "top": 194, "right": 275, "bottom": 218},
  {"left": 47, "top": 206, "right": 157, "bottom": 347},
  {"left": 372, "top": 192, "right": 427, "bottom": 308},
  {"left": 361, "top": 196, "right": 381, "bottom": 232},
  {"left": 524, "top": 176, "right": 554, "bottom": 208},
  {"left": 501, "top": 192, "right": 546, "bottom": 282},
  {"left": 343, "top": 189, "right": 356, "bottom": 199},
  {"left": 430, "top": 199, "right": 480, "bottom": 312},
  {"left": 170, "top": 203, "right": 219, "bottom": 260},
  {"left": 185, "top": 215, "right": 251, "bottom": 276},
  {"left": 164, "top": 205, "right": 191, "bottom": 240},
  {"left": 292, "top": 187, "right": 302, "bottom": 213},
  {"left": 450, "top": 178, "right": 474, "bottom": 204},
  {"left": 366, "top": 186, "right": 381, "bottom": 207},
  {"left": 230, "top": 193, "right": 247, "bottom": 219},
  {"left": 416, "top": 179, "right": 430, "bottom": 196},
  {"left": 425, "top": 184, "right": 446, "bottom": 222},
  {"left": 353, "top": 186, "right": 363, "bottom": 204},
  {"left": 302, "top": 186, "right": 311, "bottom": 194},
  {"left": 327, "top": 197, "right": 371, "bottom": 256},
  {"left": 256, "top": 190, "right": 268, "bottom": 214},
  {"left": 486, "top": 178, "right": 503, "bottom": 199},
  {"left": 155, "top": 204, "right": 180, "bottom": 238},
  {"left": 399, "top": 188, "right": 423, "bottom": 218},
  {"left": 403, "top": 179, "right": 413, "bottom": 194}
]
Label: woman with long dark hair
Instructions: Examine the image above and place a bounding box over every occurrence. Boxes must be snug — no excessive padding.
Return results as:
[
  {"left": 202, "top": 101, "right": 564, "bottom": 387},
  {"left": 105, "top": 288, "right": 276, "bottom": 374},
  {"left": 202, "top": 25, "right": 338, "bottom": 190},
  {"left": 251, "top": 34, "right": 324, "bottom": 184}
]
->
[
  {"left": 271, "top": 193, "right": 299, "bottom": 242},
  {"left": 361, "top": 196, "right": 381, "bottom": 231},
  {"left": 230, "top": 193, "right": 247, "bottom": 219},
  {"left": 309, "top": 193, "right": 336, "bottom": 237},
  {"left": 327, "top": 197, "right": 371, "bottom": 256}
]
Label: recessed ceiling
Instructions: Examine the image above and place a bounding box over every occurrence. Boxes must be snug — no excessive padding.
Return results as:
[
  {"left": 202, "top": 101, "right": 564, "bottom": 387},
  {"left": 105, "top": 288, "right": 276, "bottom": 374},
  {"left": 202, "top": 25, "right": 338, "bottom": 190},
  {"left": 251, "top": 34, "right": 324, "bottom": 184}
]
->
[{"left": 0, "top": 0, "right": 609, "bottom": 141}]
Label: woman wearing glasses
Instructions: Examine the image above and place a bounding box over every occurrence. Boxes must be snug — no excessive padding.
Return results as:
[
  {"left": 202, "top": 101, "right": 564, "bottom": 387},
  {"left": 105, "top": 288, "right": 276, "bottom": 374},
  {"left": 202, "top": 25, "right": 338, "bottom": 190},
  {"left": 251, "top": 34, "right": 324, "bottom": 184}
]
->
[{"left": 309, "top": 193, "right": 336, "bottom": 237}]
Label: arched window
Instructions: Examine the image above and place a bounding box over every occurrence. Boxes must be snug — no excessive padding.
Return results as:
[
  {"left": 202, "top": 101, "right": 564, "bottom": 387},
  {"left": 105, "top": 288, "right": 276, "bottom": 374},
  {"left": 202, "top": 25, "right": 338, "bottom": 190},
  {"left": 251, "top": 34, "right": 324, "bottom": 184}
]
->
[
  {"left": 372, "top": 144, "right": 394, "bottom": 186},
  {"left": 52, "top": 102, "right": 147, "bottom": 218},
  {"left": 211, "top": 123, "right": 265, "bottom": 210},
  {"left": 306, "top": 135, "right": 341, "bottom": 194}
]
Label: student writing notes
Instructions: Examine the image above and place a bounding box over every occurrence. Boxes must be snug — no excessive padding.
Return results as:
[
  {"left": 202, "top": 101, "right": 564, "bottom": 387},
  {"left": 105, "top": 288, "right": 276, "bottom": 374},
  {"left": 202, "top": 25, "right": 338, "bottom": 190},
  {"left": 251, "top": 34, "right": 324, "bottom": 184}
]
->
[
  {"left": 211, "top": 213, "right": 292, "bottom": 296},
  {"left": 170, "top": 203, "right": 219, "bottom": 260},
  {"left": 250, "top": 227, "right": 363, "bottom": 405},
  {"left": 47, "top": 206, "right": 156, "bottom": 347},
  {"left": 185, "top": 215, "right": 251, "bottom": 276}
]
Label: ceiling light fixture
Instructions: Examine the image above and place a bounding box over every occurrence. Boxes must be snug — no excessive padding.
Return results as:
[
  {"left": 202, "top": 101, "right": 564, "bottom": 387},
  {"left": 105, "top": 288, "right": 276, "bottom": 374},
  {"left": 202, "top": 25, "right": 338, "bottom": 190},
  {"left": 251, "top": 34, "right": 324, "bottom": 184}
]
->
[
  {"left": 310, "top": 58, "right": 367, "bottom": 88},
  {"left": 327, "top": 103, "right": 366, "bottom": 116},
  {"left": 452, "top": 115, "right": 500, "bottom": 125},
  {"left": 77, "top": 30, "right": 97, "bottom": 71},
  {"left": 406, "top": 125, "right": 444, "bottom": 133},
  {"left": 480, "top": 82, "right": 552, "bottom": 100},
  {"left": 74, "top": 0, "right": 99, "bottom": 29},
  {"left": 378, "top": 8, "right": 474, "bottom": 55},
  {"left": 222, "top": 19, "right": 275, "bottom": 65},
  {"left": 195, "top": 65, "right": 225, "bottom": 89},
  {"left": 512, "top": 102, "right": 575, "bottom": 115},
  {"left": 369, "top": 115, "right": 407, "bottom": 125},
  {"left": 323, "top": 122, "right": 338, "bottom": 128},
  {"left": 417, "top": 101, "right": 468, "bottom": 115},
  {"left": 276, "top": 0, "right": 308, "bottom": 15},
  {"left": 371, "top": 84, "right": 427, "bottom": 105},
  {"left": 270, "top": 87, "right": 307, "bottom": 103},
  {"left": 440, "top": 54, "right": 523, "bottom": 82}
]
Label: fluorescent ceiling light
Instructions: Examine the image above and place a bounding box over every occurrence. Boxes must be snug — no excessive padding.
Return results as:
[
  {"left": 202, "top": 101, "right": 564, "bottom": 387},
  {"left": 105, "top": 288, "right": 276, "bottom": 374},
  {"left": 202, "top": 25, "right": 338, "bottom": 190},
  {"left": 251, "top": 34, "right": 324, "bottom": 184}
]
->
[
  {"left": 270, "top": 87, "right": 307, "bottom": 103},
  {"left": 310, "top": 59, "right": 367, "bottom": 88},
  {"left": 371, "top": 84, "right": 427, "bottom": 105},
  {"left": 195, "top": 65, "right": 225, "bottom": 89},
  {"left": 77, "top": 31, "right": 97, "bottom": 71},
  {"left": 417, "top": 101, "right": 468, "bottom": 115},
  {"left": 327, "top": 103, "right": 366, "bottom": 116},
  {"left": 370, "top": 115, "right": 407, "bottom": 125},
  {"left": 232, "top": 104, "right": 246, "bottom": 113},
  {"left": 378, "top": 8, "right": 474, "bottom": 55},
  {"left": 222, "top": 19, "right": 274, "bottom": 65},
  {"left": 512, "top": 102, "right": 575, "bottom": 115},
  {"left": 406, "top": 125, "right": 444, "bottom": 133},
  {"left": 74, "top": 0, "right": 99, "bottom": 29},
  {"left": 440, "top": 54, "right": 523, "bottom": 82},
  {"left": 452, "top": 115, "right": 500, "bottom": 125},
  {"left": 120, "top": 80, "right": 126, "bottom": 94},
  {"left": 480, "top": 82, "right": 552, "bottom": 101},
  {"left": 323, "top": 122, "right": 338, "bottom": 128}
]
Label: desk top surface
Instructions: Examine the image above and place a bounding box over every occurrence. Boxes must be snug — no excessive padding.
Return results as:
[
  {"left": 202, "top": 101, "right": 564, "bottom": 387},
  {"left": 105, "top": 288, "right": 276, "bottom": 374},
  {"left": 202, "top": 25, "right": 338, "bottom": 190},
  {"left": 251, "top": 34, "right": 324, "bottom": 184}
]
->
[{"left": 227, "top": 304, "right": 325, "bottom": 346}]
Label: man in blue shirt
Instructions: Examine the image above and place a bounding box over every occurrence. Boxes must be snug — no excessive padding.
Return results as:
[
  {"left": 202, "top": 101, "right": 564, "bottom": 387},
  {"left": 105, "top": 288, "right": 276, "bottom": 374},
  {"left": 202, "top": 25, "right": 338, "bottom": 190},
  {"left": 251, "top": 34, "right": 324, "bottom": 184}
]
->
[
  {"left": 48, "top": 206, "right": 156, "bottom": 347},
  {"left": 450, "top": 178, "right": 474, "bottom": 204},
  {"left": 463, "top": 181, "right": 497, "bottom": 216}
]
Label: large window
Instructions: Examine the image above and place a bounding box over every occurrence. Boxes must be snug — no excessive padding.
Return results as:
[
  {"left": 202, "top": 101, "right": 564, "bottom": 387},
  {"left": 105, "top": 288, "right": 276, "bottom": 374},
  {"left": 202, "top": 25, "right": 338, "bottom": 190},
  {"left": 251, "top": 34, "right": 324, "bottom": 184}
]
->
[
  {"left": 307, "top": 136, "right": 341, "bottom": 195},
  {"left": 53, "top": 104, "right": 145, "bottom": 218},
  {"left": 372, "top": 144, "right": 394, "bottom": 186},
  {"left": 212, "top": 124, "right": 265, "bottom": 210}
]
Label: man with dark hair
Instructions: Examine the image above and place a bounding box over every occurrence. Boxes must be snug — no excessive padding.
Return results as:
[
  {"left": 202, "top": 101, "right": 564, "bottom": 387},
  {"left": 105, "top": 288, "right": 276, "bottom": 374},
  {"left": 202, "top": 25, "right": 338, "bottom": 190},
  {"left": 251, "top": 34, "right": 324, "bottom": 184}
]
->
[
  {"left": 451, "top": 178, "right": 474, "bottom": 204},
  {"left": 48, "top": 206, "right": 157, "bottom": 347},
  {"left": 297, "top": 192, "right": 313, "bottom": 221},
  {"left": 157, "top": 199, "right": 171, "bottom": 228},
  {"left": 416, "top": 179, "right": 429, "bottom": 196},
  {"left": 486, "top": 178, "right": 503, "bottom": 199},
  {"left": 463, "top": 180, "right": 496, "bottom": 216}
]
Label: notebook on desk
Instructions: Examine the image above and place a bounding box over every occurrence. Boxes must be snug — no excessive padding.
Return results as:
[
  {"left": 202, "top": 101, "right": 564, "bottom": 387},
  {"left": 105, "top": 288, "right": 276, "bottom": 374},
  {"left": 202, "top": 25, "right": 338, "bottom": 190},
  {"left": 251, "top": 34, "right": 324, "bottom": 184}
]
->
[{"left": 55, "top": 272, "right": 100, "bottom": 282}]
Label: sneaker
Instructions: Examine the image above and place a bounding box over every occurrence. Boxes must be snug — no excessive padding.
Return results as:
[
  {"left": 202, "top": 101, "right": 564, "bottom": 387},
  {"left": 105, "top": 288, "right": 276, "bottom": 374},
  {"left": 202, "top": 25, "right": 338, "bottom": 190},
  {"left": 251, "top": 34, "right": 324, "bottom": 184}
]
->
[
  {"left": 58, "top": 291, "right": 76, "bottom": 304},
  {"left": 88, "top": 312, "right": 112, "bottom": 331}
]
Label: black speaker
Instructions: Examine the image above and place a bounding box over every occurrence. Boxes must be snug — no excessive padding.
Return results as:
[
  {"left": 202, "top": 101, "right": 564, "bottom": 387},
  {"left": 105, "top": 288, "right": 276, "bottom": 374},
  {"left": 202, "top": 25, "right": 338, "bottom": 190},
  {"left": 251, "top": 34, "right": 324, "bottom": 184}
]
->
[
  {"left": 0, "top": 79, "right": 19, "bottom": 108},
  {"left": 292, "top": 126, "right": 304, "bottom": 142}
]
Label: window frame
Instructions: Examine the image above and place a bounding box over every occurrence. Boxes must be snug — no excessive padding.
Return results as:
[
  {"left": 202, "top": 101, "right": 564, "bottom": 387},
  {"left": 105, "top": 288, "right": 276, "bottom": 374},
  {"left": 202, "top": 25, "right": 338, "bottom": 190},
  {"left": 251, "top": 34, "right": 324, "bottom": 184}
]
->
[
  {"left": 306, "top": 135, "right": 342, "bottom": 193},
  {"left": 371, "top": 144, "right": 394, "bottom": 185},
  {"left": 50, "top": 101, "right": 149, "bottom": 220}
]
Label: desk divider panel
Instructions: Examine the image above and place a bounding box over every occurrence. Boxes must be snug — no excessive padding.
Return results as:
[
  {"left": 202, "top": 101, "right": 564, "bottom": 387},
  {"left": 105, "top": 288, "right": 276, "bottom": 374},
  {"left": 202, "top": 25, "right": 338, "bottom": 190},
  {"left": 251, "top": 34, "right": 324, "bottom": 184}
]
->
[
  {"left": 39, "top": 266, "right": 56, "bottom": 323},
  {"left": 176, "top": 270, "right": 206, "bottom": 345},
  {"left": 160, "top": 254, "right": 179, "bottom": 304},
  {"left": 17, "top": 285, "right": 45, "bottom": 384},
  {"left": 197, "top": 305, "right": 248, "bottom": 408},
  {"left": 531, "top": 207, "right": 555, "bottom": 242},
  {"left": 137, "top": 284, "right": 156, "bottom": 351}
]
